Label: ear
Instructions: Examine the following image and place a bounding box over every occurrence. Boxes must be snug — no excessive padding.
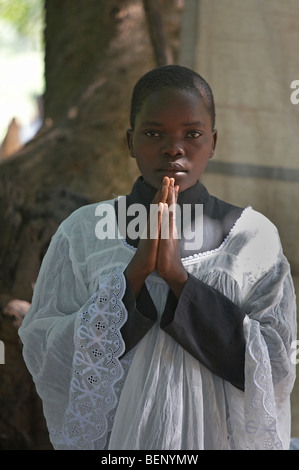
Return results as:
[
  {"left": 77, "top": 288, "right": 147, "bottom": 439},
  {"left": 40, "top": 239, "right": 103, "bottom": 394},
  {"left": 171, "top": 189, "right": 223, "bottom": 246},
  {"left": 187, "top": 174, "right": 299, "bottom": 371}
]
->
[
  {"left": 126, "top": 128, "right": 135, "bottom": 158},
  {"left": 209, "top": 129, "right": 217, "bottom": 159}
]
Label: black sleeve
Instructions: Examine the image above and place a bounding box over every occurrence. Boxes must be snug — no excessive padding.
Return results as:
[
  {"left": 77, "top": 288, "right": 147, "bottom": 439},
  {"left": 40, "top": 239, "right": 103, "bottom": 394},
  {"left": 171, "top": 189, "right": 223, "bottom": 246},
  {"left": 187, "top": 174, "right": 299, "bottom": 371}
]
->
[
  {"left": 120, "top": 275, "right": 157, "bottom": 358},
  {"left": 160, "top": 273, "right": 246, "bottom": 391}
]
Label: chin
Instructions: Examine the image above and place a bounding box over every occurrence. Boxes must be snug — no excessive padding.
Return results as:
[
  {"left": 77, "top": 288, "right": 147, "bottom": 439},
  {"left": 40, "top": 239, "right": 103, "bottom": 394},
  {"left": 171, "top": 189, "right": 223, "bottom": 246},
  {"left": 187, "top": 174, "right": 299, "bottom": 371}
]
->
[{"left": 176, "top": 177, "right": 198, "bottom": 192}]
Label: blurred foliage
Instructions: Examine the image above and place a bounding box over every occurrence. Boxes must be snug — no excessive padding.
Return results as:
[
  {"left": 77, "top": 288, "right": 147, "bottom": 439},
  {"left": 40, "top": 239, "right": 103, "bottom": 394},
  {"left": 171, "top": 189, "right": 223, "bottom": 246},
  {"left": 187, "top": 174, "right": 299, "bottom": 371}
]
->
[{"left": 0, "top": 0, "right": 44, "bottom": 47}]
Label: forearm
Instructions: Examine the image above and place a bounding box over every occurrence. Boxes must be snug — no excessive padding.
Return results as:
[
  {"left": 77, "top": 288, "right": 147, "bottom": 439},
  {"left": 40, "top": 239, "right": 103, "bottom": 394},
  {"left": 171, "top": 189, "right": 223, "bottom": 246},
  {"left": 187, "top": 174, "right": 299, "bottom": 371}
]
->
[{"left": 125, "top": 262, "right": 148, "bottom": 299}]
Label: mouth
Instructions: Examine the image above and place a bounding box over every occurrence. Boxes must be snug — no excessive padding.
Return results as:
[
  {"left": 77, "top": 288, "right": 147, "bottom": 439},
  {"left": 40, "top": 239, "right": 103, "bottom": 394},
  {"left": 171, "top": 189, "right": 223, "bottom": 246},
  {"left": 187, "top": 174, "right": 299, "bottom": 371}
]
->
[{"left": 157, "top": 163, "right": 187, "bottom": 174}]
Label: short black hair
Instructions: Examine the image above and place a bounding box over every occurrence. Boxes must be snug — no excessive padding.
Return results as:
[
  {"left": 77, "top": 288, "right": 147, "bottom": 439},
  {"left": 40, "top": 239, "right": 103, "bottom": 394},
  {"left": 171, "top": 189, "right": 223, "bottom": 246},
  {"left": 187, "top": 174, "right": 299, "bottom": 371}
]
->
[{"left": 129, "top": 65, "right": 216, "bottom": 130}]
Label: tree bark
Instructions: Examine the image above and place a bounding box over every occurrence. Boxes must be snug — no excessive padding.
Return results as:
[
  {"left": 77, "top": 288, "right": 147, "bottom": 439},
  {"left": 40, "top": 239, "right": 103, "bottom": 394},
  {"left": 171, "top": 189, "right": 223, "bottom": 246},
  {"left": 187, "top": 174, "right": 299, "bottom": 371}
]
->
[
  {"left": 44, "top": 0, "right": 122, "bottom": 123},
  {"left": 143, "top": 0, "right": 173, "bottom": 66},
  {"left": 0, "top": 0, "right": 148, "bottom": 305}
]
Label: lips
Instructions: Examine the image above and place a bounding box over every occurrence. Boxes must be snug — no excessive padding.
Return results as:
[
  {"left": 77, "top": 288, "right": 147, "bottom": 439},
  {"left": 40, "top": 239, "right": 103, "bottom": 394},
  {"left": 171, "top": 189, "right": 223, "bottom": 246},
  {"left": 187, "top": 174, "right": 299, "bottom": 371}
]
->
[{"left": 158, "top": 162, "right": 187, "bottom": 172}]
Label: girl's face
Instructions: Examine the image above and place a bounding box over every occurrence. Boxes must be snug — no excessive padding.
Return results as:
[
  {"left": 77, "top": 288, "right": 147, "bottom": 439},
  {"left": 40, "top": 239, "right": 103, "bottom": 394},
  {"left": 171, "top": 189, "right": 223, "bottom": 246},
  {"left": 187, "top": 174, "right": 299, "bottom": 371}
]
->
[{"left": 127, "top": 88, "right": 217, "bottom": 192}]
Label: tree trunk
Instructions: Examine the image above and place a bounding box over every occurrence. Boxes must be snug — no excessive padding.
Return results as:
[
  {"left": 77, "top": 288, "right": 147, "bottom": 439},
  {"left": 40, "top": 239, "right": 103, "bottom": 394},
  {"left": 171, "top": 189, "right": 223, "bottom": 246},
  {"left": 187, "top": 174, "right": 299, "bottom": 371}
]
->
[
  {"left": 143, "top": 0, "right": 173, "bottom": 66},
  {"left": 0, "top": 0, "right": 181, "bottom": 449},
  {"left": 0, "top": 0, "right": 150, "bottom": 305}
]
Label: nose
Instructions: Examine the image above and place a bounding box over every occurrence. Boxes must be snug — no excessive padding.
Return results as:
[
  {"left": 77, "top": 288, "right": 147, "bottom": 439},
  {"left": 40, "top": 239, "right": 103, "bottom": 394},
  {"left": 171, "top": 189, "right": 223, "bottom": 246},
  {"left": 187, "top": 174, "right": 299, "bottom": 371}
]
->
[{"left": 161, "top": 137, "right": 184, "bottom": 158}]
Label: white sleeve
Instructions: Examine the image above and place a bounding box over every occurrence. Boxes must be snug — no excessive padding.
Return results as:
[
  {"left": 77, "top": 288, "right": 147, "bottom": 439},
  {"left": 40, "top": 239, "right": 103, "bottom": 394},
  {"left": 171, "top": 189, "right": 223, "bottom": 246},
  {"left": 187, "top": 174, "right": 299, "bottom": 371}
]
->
[
  {"left": 226, "top": 249, "right": 297, "bottom": 450},
  {"left": 18, "top": 227, "right": 130, "bottom": 450}
]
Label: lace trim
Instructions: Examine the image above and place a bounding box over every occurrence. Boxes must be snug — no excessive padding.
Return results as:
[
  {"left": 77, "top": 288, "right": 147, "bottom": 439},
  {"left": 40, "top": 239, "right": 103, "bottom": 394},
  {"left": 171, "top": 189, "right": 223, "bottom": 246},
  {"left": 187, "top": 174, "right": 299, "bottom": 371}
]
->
[
  {"left": 49, "top": 271, "right": 130, "bottom": 450},
  {"left": 243, "top": 318, "right": 283, "bottom": 450},
  {"left": 121, "top": 206, "right": 253, "bottom": 264}
]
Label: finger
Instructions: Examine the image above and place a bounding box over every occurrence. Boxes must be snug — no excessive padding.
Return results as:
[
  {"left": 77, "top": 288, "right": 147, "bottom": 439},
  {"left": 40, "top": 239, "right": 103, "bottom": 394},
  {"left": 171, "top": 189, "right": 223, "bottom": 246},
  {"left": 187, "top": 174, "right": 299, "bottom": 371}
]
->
[
  {"left": 169, "top": 202, "right": 178, "bottom": 239},
  {"left": 152, "top": 176, "right": 169, "bottom": 205},
  {"left": 171, "top": 210, "right": 178, "bottom": 239},
  {"left": 160, "top": 202, "right": 169, "bottom": 239},
  {"left": 157, "top": 201, "right": 164, "bottom": 232},
  {"left": 148, "top": 201, "right": 164, "bottom": 240},
  {"left": 174, "top": 184, "right": 179, "bottom": 203},
  {"left": 163, "top": 176, "right": 170, "bottom": 186},
  {"left": 160, "top": 180, "right": 169, "bottom": 203},
  {"left": 166, "top": 178, "right": 175, "bottom": 206},
  {"left": 161, "top": 176, "right": 170, "bottom": 203},
  {"left": 167, "top": 179, "right": 177, "bottom": 234},
  {"left": 160, "top": 202, "right": 178, "bottom": 242}
]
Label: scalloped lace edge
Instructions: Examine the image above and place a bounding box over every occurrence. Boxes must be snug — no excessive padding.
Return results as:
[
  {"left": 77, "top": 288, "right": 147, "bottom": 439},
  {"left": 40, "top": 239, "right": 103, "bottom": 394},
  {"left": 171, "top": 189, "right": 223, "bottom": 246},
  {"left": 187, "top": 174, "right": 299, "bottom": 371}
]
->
[{"left": 48, "top": 271, "right": 131, "bottom": 450}]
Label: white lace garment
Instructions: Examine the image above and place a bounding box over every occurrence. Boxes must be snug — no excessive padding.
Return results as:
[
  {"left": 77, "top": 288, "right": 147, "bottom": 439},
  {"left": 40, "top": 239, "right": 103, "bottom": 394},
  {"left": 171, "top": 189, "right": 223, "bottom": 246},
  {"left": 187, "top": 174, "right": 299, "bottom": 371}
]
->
[{"left": 18, "top": 201, "right": 297, "bottom": 450}]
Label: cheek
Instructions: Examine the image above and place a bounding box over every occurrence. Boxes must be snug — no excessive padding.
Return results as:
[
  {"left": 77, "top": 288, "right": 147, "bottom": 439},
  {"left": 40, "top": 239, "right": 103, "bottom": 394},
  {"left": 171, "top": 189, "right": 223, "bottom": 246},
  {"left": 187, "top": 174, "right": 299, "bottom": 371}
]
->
[
  {"left": 133, "top": 141, "right": 157, "bottom": 163},
  {"left": 195, "top": 154, "right": 211, "bottom": 176},
  {"left": 194, "top": 138, "right": 214, "bottom": 159},
  {"left": 132, "top": 138, "right": 145, "bottom": 154}
]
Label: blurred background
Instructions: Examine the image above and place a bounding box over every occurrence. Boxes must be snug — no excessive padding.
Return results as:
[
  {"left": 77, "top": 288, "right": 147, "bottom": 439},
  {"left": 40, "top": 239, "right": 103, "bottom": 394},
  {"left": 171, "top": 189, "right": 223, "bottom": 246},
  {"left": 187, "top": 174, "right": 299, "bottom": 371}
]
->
[
  {"left": 0, "top": 0, "right": 44, "bottom": 157},
  {"left": 0, "top": 0, "right": 298, "bottom": 449}
]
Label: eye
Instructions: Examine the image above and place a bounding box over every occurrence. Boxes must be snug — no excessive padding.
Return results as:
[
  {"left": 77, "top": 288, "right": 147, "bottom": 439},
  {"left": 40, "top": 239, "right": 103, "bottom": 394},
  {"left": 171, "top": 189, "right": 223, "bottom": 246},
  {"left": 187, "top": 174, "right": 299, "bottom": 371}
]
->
[
  {"left": 144, "top": 130, "right": 160, "bottom": 137},
  {"left": 186, "top": 130, "right": 202, "bottom": 138}
]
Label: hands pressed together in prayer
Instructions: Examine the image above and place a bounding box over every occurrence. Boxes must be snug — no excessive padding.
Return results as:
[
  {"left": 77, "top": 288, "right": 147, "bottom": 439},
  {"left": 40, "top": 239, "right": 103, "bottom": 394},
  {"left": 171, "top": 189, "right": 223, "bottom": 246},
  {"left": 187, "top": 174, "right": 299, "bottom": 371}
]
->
[{"left": 125, "top": 176, "right": 188, "bottom": 299}]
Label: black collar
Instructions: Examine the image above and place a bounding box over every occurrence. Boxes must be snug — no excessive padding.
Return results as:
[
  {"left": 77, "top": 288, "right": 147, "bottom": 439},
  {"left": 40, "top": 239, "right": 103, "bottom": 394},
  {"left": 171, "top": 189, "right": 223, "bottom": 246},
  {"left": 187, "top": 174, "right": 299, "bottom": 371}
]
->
[
  {"left": 126, "top": 176, "right": 210, "bottom": 209},
  {"left": 117, "top": 176, "right": 243, "bottom": 255}
]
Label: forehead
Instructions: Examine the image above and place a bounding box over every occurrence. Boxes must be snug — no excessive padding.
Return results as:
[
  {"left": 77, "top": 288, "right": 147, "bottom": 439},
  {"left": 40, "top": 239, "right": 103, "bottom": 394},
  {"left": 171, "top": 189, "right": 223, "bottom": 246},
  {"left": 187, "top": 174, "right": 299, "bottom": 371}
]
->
[{"left": 136, "top": 88, "right": 210, "bottom": 126}]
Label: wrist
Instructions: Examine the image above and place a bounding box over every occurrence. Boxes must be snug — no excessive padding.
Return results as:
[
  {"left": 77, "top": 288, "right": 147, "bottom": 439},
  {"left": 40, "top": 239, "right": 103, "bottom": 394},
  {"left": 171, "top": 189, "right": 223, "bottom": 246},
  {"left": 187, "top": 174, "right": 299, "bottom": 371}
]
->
[
  {"left": 165, "top": 270, "right": 188, "bottom": 299},
  {"left": 125, "top": 263, "right": 149, "bottom": 299}
]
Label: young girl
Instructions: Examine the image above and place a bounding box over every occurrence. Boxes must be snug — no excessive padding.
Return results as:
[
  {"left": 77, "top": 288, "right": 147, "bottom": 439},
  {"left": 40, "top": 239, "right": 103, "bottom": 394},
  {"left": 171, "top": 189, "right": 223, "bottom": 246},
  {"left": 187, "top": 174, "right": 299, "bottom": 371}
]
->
[{"left": 19, "top": 65, "right": 297, "bottom": 450}]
